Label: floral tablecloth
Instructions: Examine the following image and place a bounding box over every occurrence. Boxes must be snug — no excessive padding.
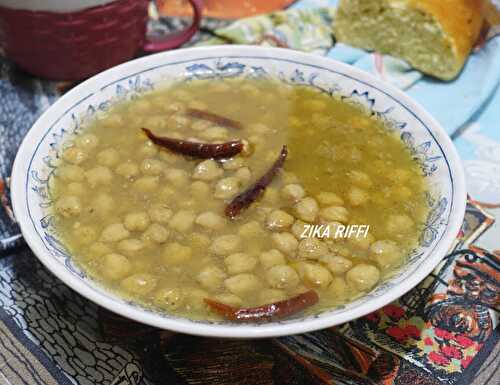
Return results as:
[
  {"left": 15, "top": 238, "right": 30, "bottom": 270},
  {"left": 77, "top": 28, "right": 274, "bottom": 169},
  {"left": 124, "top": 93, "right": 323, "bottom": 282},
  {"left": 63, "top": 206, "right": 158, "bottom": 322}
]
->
[{"left": 0, "top": 1, "right": 499, "bottom": 384}]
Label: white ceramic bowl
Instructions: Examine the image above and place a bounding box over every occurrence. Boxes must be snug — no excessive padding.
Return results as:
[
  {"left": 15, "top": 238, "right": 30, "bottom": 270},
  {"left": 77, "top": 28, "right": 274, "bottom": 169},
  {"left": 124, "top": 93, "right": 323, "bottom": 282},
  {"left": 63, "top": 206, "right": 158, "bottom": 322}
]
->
[{"left": 11, "top": 46, "right": 466, "bottom": 338}]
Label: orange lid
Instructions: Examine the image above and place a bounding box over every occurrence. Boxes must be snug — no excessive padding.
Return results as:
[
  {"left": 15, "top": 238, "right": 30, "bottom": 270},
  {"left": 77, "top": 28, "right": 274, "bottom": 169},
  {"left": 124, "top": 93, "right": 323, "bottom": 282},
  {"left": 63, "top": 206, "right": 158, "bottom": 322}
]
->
[{"left": 157, "top": 0, "right": 296, "bottom": 19}]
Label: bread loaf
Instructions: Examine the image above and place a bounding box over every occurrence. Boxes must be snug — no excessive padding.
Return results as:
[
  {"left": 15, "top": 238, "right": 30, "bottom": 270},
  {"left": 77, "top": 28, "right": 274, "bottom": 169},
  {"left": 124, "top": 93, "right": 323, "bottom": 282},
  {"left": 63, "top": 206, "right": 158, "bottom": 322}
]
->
[{"left": 334, "top": 0, "right": 485, "bottom": 80}]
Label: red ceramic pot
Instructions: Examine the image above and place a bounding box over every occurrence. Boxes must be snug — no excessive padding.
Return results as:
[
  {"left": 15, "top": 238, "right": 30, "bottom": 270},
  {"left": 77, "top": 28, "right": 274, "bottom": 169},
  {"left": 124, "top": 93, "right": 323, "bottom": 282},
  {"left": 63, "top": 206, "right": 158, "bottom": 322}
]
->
[{"left": 0, "top": 0, "right": 203, "bottom": 80}]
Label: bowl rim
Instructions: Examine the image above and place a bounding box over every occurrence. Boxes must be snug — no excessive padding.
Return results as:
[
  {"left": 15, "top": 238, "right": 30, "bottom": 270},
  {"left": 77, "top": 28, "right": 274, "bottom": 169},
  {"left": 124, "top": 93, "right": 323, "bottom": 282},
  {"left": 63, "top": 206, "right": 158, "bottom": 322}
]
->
[{"left": 11, "top": 45, "right": 467, "bottom": 338}]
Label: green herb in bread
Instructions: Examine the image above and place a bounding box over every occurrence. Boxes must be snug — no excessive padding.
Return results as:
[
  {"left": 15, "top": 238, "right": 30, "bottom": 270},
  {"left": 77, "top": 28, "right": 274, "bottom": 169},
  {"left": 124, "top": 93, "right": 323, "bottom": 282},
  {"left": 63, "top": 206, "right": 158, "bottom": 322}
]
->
[{"left": 334, "top": 0, "right": 485, "bottom": 80}]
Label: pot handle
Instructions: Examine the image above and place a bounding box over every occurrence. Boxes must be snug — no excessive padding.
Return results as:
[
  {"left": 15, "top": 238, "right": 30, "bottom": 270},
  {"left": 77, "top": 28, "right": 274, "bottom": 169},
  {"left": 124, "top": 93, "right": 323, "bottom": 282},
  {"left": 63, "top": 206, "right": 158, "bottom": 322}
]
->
[{"left": 143, "top": 0, "right": 203, "bottom": 52}]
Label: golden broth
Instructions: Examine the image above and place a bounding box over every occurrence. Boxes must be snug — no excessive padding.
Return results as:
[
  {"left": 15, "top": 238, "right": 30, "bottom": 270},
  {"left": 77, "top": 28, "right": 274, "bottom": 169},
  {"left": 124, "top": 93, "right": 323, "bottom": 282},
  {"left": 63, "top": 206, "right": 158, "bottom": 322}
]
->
[{"left": 50, "top": 78, "right": 429, "bottom": 321}]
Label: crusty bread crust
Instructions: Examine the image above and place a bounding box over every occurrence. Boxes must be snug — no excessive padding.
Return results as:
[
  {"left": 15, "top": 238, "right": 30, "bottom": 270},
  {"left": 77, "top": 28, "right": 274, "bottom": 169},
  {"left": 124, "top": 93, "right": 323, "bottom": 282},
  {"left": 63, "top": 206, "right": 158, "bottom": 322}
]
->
[
  {"left": 411, "top": 0, "right": 484, "bottom": 70},
  {"left": 335, "top": 0, "right": 485, "bottom": 80}
]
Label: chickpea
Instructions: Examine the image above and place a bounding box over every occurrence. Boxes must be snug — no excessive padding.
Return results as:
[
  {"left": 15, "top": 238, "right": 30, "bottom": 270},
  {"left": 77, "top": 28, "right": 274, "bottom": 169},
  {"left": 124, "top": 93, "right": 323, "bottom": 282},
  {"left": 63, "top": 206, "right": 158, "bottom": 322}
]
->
[
  {"left": 210, "top": 235, "right": 241, "bottom": 256},
  {"left": 222, "top": 157, "right": 244, "bottom": 171},
  {"left": 191, "top": 119, "right": 212, "bottom": 131},
  {"left": 328, "top": 242, "right": 352, "bottom": 258},
  {"left": 325, "top": 221, "right": 345, "bottom": 240},
  {"left": 347, "top": 187, "right": 369, "bottom": 207},
  {"left": 259, "top": 289, "right": 287, "bottom": 304},
  {"left": 132, "top": 176, "right": 159, "bottom": 192},
  {"left": 170, "top": 114, "right": 190, "bottom": 127},
  {"left": 224, "top": 274, "right": 261, "bottom": 296},
  {"left": 386, "top": 214, "right": 414, "bottom": 234},
  {"left": 138, "top": 141, "right": 158, "bottom": 158},
  {"left": 214, "top": 177, "right": 240, "bottom": 199},
  {"left": 92, "top": 195, "right": 116, "bottom": 219},
  {"left": 294, "top": 197, "right": 319, "bottom": 222},
  {"left": 281, "top": 184, "right": 306, "bottom": 202},
  {"left": 148, "top": 204, "right": 173, "bottom": 224},
  {"left": 97, "top": 148, "right": 120, "bottom": 167},
  {"left": 159, "top": 151, "right": 178, "bottom": 164},
  {"left": 271, "top": 232, "right": 298, "bottom": 255},
  {"left": 200, "top": 126, "right": 229, "bottom": 141},
  {"left": 154, "top": 288, "right": 184, "bottom": 310},
  {"left": 142, "top": 223, "right": 169, "bottom": 244},
  {"left": 67, "top": 182, "right": 85, "bottom": 196},
  {"left": 214, "top": 293, "right": 242, "bottom": 308},
  {"left": 370, "top": 240, "right": 401, "bottom": 269},
  {"left": 116, "top": 162, "right": 139, "bottom": 178},
  {"left": 319, "top": 255, "right": 353, "bottom": 274},
  {"left": 238, "top": 221, "right": 264, "bottom": 238},
  {"left": 55, "top": 196, "right": 81, "bottom": 217},
  {"left": 117, "top": 239, "right": 144, "bottom": 255},
  {"left": 234, "top": 167, "right": 251, "bottom": 184},
  {"left": 259, "top": 249, "right": 286, "bottom": 270},
  {"left": 225, "top": 253, "right": 257, "bottom": 275},
  {"left": 328, "top": 276, "right": 350, "bottom": 300},
  {"left": 195, "top": 211, "right": 225, "bottom": 230},
  {"left": 85, "top": 166, "right": 113, "bottom": 187},
  {"left": 165, "top": 169, "right": 189, "bottom": 186},
  {"left": 57, "top": 165, "right": 84, "bottom": 182},
  {"left": 62, "top": 146, "right": 88, "bottom": 165},
  {"left": 348, "top": 170, "right": 373, "bottom": 188},
  {"left": 100, "top": 223, "right": 130, "bottom": 243},
  {"left": 143, "top": 116, "right": 166, "bottom": 130},
  {"left": 88, "top": 242, "right": 112, "bottom": 257},
  {"left": 319, "top": 206, "right": 349, "bottom": 223},
  {"left": 102, "top": 253, "right": 131, "bottom": 280},
  {"left": 316, "top": 192, "right": 344, "bottom": 206},
  {"left": 185, "top": 288, "right": 209, "bottom": 312},
  {"left": 197, "top": 266, "right": 227, "bottom": 291},
  {"left": 73, "top": 225, "right": 97, "bottom": 244},
  {"left": 297, "top": 238, "right": 329, "bottom": 260},
  {"left": 189, "top": 233, "right": 211, "bottom": 250},
  {"left": 140, "top": 158, "right": 164, "bottom": 176},
  {"left": 266, "top": 210, "right": 294, "bottom": 230},
  {"left": 159, "top": 186, "right": 175, "bottom": 201},
  {"left": 192, "top": 160, "right": 223, "bottom": 181},
  {"left": 281, "top": 171, "right": 299, "bottom": 184},
  {"left": 179, "top": 199, "right": 198, "bottom": 214},
  {"left": 346, "top": 264, "right": 380, "bottom": 291},
  {"left": 169, "top": 210, "right": 196, "bottom": 232},
  {"left": 191, "top": 181, "right": 210, "bottom": 199},
  {"left": 348, "top": 232, "right": 375, "bottom": 251},
  {"left": 299, "top": 263, "right": 333, "bottom": 289},
  {"left": 162, "top": 242, "right": 192, "bottom": 265},
  {"left": 262, "top": 187, "right": 279, "bottom": 204},
  {"left": 266, "top": 265, "right": 300, "bottom": 289},
  {"left": 120, "top": 273, "right": 157, "bottom": 295},
  {"left": 124, "top": 212, "right": 150, "bottom": 232},
  {"left": 75, "top": 134, "right": 99, "bottom": 150},
  {"left": 291, "top": 220, "right": 308, "bottom": 239}
]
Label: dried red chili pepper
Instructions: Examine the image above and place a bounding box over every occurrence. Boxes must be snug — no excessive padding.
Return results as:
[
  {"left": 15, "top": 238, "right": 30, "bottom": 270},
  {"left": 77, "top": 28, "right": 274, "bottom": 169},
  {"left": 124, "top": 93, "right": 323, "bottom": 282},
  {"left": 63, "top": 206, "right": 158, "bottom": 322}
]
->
[
  {"left": 204, "top": 289, "right": 319, "bottom": 322},
  {"left": 225, "top": 145, "right": 287, "bottom": 218},
  {"left": 186, "top": 108, "right": 243, "bottom": 130},
  {"left": 142, "top": 128, "right": 243, "bottom": 159}
]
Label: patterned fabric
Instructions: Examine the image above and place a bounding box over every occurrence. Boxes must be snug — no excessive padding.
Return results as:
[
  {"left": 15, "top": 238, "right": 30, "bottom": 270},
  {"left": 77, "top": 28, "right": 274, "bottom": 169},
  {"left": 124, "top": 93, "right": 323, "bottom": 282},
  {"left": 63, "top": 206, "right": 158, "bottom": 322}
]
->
[
  {"left": 0, "top": 1, "right": 499, "bottom": 384},
  {"left": 198, "top": 7, "right": 336, "bottom": 55}
]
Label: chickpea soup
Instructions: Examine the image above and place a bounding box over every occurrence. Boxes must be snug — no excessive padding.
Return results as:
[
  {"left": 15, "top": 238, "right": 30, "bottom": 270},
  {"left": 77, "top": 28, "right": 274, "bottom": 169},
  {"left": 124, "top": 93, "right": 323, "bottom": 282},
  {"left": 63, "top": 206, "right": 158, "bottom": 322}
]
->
[{"left": 50, "top": 77, "right": 429, "bottom": 322}]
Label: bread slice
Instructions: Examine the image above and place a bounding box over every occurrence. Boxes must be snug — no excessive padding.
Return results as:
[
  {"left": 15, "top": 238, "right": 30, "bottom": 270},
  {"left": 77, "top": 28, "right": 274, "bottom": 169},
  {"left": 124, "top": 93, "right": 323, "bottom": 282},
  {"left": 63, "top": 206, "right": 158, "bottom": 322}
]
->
[{"left": 334, "top": 0, "right": 484, "bottom": 80}]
